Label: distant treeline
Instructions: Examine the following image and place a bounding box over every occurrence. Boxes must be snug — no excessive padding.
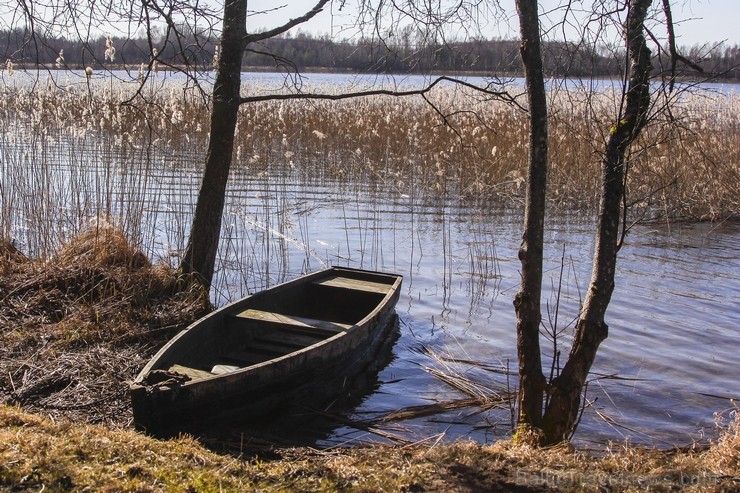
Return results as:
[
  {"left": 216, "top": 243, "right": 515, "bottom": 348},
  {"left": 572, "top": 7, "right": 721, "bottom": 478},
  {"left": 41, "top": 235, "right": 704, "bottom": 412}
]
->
[{"left": 1, "top": 28, "right": 737, "bottom": 80}]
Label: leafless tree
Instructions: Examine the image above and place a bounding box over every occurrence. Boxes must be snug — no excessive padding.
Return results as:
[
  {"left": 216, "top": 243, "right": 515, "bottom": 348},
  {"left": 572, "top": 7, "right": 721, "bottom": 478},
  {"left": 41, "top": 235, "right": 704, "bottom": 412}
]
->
[
  {"left": 513, "top": 0, "right": 708, "bottom": 445},
  {"left": 5, "top": 0, "right": 713, "bottom": 445}
]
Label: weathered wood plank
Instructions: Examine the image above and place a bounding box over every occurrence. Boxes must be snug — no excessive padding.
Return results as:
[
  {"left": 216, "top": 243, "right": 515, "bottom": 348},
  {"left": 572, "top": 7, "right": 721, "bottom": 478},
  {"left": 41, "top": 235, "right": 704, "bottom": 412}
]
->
[
  {"left": 313, "top": 275, "right": 392, "bottom": 294},
  {"left": 169, "top": 364, "right": 214, "bottom": 381},
  {"left": 233, "top": 309, "right": 351, "bottom": 333}
]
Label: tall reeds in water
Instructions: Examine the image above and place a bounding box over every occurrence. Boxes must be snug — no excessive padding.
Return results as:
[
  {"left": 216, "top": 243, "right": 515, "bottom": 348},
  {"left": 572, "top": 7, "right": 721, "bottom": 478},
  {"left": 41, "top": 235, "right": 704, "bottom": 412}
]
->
[
  {"left": 1, "top": 72, "right": 737, "bottom": 264},
  {"left": 0, "top": 73, "right": 209, "bottom": 259}
]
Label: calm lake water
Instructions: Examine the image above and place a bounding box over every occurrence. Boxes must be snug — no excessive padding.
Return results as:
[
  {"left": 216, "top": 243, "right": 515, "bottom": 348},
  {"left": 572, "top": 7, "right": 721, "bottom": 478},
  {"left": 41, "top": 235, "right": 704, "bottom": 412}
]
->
[
  {"left": 3, "top": 70, "right": 738, "bottom": 448},
  {"left": 136, "top": 164, "right": 739, "bottom": 448}
]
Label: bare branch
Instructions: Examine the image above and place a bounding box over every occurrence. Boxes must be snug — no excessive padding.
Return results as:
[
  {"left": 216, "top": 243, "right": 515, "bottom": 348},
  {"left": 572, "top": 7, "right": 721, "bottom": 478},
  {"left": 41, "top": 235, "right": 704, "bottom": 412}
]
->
[
  {"left": 660, "top": 0, "right": 704, "bottom": 92},
  {"left": 240, "top": 75, "right": 524, "bottom": 109},
  {"left": 246, "top": 0, "right": 331, "bottom": 44}
]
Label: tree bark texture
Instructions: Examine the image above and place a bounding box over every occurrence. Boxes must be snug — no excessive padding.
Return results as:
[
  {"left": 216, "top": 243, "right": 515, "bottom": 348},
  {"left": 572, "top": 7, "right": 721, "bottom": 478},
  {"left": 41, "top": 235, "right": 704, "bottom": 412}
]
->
[
  {"left": 540, "top": 0, "right": 654, "bottom": 445},
  {"left": 179, "top": 0, "right": 247, "bottom": 288},
  {"left": 178, "top": 0, "right": 330, "bottom": 291},
  {"left": 513, "top": 0, "right": 549, "bottom": 432}
]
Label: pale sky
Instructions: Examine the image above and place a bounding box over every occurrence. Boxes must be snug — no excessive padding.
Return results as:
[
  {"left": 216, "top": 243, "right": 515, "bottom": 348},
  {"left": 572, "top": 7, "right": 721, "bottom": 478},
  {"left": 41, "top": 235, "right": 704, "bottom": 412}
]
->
[
  {"left": 660, "top": 0, "right": 739, "bottom": 46},
  {"left": 247, "top": 0, "right": 739, "bottom": 48}
]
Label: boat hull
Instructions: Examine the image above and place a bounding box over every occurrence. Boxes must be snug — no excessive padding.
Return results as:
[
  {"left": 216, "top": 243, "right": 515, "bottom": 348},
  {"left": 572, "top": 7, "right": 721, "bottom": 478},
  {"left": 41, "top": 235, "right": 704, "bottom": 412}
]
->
[{"left": 130, "top": 267, "right": 402, "bottom": 436}]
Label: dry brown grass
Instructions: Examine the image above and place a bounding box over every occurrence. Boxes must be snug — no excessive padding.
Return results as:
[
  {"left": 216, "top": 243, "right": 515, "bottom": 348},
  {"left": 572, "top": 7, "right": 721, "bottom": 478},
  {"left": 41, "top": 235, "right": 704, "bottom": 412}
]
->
[
  {"left": 1, "top": 404, "right": 738, "bottom": 492},
  {"left": 483, "top": 423, "right": 740, "bottom": 492},
  {"left": 704, "top": 407, "right": 740, "bottom": 476},
  {"left": 0, "top": 221, "right": 208, "bottom": 426},
  {"left": 55, "top": 221, "right": 150, "bottom": 269},
  {"left": 1, "top": 78, "right": 737, "bottom": 263}
]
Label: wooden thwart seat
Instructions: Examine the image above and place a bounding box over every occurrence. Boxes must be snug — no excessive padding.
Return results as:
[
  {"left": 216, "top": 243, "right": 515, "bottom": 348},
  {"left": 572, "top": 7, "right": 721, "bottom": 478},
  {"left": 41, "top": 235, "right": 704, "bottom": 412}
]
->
[
  {"left": 312, "top": 275, "right": 392, "bottom": 294},
  {"left": 233, "top": 309, "right": 351, "bottom": 333}
]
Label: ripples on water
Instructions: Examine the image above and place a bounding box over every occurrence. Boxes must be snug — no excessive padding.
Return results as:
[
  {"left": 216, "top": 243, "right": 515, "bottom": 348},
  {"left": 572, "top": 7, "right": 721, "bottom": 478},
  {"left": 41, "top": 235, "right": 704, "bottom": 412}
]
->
[
  {"left": 190, "top": 171, "right": 739, "bottom": 447},
  {"left": 4, "top": 140, "right": 738, "bottom": 448}
]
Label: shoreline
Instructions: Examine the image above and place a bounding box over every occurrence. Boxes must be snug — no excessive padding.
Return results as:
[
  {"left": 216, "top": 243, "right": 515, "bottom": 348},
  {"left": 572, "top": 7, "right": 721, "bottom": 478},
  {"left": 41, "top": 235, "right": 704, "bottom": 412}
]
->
[
  {"left": 1, "top": 404, "right": 737, "bottom": 492},
  {"left": 5, "top": 63, "right": 740, "bottom": 84}
]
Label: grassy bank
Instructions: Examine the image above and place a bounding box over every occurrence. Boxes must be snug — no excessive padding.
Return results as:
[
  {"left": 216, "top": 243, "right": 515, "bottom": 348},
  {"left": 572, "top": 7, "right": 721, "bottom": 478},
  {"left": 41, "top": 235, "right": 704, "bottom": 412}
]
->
[{"left": 1, "top": 403, "right": 738, "bottom": 492}]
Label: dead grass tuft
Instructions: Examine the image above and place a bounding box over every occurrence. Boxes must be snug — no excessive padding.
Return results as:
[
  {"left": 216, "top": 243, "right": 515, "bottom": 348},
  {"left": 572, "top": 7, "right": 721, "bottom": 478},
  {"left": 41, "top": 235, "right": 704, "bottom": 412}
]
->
[
  {"left": 55, "top": 219, "right": 150, "bottom": 270},
  {"left": 0, "top": 225, "right": 209, "bottom": 427},
  {"left": 703, "top": 406, "right": 740, "bottom": 475}
]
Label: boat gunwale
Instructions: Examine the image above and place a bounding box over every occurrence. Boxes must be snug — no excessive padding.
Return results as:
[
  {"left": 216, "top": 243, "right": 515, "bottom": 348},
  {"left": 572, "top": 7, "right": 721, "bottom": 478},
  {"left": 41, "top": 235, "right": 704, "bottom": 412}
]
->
[{"left": 131, "top": 267, "right": 403, "bottom": 389}]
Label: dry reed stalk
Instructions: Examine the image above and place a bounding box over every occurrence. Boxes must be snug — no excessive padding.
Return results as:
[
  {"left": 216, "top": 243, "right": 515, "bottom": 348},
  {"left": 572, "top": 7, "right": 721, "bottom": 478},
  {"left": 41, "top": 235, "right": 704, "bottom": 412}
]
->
[
  {"left": 1, "top": 77, "right": 737, "bottom": 265},
  {"left": 376, "top": 396, "right": 503, "bottom": 423},
  {"left": 392, "top": 345, "right": 516, "bottom": 428},
  {"left": 702, "top": 406, "right": 740, "bottom": 475}
]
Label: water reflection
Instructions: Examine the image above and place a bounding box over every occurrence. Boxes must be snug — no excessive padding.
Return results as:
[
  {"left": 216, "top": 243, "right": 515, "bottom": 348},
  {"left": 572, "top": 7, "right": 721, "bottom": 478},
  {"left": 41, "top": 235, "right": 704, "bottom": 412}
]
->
[
  {"left": 214, "top": 177, "right": 740, "bottom": 448},
  {"left": 4, "top": 146, "right": 739, "bottom": 447}
]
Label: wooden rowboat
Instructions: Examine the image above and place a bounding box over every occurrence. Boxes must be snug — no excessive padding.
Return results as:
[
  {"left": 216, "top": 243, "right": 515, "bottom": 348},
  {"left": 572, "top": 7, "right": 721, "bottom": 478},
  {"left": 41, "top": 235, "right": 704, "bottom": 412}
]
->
[{"left": 130, "top": 266, "right": 402, "bottom": 436}]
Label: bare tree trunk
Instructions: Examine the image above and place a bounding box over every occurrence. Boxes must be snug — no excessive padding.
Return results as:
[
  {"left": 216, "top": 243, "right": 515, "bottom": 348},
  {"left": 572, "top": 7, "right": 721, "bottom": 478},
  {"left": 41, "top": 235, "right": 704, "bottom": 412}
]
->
[
  {"left": 178, "top": 0, "right": 330, "bottom": 292},
  {"left": 513, "top": 0, "right": 548, "bottom": 435},
  {"left": 540, "top": 0, "right": 654, "bottom": 445},
  {"left": 179, "top": 0, "right": 247, "bottom": 289}
]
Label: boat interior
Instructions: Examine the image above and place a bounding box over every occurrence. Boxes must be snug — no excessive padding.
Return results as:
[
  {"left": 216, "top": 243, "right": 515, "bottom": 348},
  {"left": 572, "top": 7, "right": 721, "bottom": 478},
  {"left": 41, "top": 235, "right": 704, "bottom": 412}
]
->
[{"left": 149, "top": 270, "right": 399, "bottom": 382}]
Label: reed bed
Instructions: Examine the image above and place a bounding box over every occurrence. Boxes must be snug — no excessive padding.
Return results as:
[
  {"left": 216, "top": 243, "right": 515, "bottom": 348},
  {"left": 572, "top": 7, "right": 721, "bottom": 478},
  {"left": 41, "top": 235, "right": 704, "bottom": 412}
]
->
[{"left": 1, "top": 71, "right": 737, "bottom": 262}]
